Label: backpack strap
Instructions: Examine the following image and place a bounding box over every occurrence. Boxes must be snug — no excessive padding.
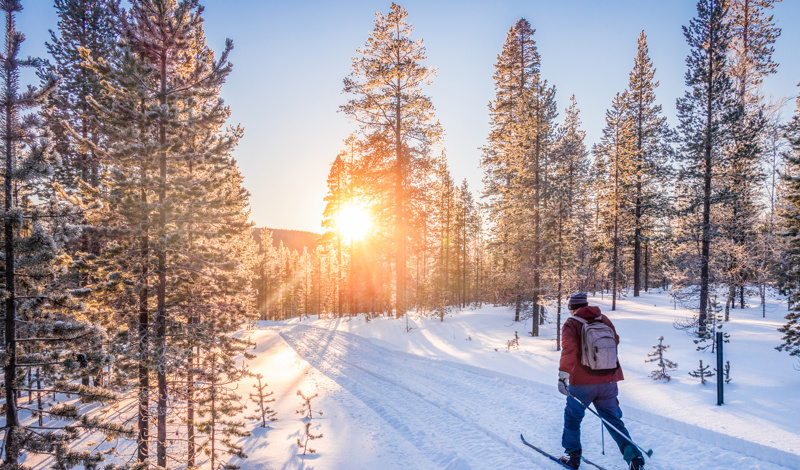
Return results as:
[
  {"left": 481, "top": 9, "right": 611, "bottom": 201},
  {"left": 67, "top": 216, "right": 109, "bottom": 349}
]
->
[{"left": 569, "top": 315, "right": 602, "bottom": 325}]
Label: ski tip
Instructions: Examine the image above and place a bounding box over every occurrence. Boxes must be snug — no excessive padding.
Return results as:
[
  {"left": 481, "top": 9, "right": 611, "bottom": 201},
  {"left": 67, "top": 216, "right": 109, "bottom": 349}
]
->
[{"left": 645, "top": 449, "right": 654, "bottom": 458}]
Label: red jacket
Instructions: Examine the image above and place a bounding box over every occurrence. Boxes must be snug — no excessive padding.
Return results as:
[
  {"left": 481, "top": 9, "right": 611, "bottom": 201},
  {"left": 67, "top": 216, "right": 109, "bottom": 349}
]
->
[{"left": 559, "top": 306, "right": 624, "bottom": 385}]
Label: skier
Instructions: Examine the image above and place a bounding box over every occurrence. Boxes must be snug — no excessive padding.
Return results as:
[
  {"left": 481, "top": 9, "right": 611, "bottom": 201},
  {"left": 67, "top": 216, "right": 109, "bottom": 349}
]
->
[{"left": 557, "top": 293, "right": 645, "bottom": 470}]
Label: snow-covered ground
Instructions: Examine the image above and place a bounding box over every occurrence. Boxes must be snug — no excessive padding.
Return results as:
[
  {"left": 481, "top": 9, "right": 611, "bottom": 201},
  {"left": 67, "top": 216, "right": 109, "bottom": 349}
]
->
[{"left": 230, "top": 290, "right": 800, "bottom": 470}]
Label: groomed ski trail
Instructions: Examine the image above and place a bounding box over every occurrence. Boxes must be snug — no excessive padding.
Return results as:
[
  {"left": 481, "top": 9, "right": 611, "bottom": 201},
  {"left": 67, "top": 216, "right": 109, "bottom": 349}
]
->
[{"left": 274, "top": 323, "right": 795, "bottom": 469}]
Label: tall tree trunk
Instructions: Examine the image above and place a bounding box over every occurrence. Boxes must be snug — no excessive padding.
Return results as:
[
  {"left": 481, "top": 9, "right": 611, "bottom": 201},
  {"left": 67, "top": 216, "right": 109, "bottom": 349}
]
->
[
  {"left": 155, "top": 50, "right": 169, "bottom": 468},
  {"left": 556, "top": 203, "right": 564, "bottom": 351},
  {"left": 137, "top": 195, "right": 150, "bottom": 463},
  {"left": 633, "top": 92, "right": 644, "bottom": 297},
  {"left": 698, "top": 15, "right": 716, "bottom": 331},
  {"left": 612, "top": 138, "right": 621, "bottom": 311},
  {"left": 740, "top": 285, "right": 745, "bottom": 309},
  {"left": 531, "top": 116, "right": 542, "bottom": 337},
  {"left": 644, "top": 237, "right": 650, "bottom": 292},
  {"left": 187, "top": 344, "right": 196, "bottom": 468},
  {"left": 395, "top": 95, "right": 405, "bottom": 318},
  {"left": 3, "top": 48, "right": 19, "bottom": 462}
]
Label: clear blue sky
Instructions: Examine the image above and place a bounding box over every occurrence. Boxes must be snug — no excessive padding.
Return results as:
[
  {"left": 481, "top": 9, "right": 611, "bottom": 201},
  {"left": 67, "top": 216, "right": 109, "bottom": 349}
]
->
[{"left": 18, "top": 0, "right": 800, "bottom": 233}]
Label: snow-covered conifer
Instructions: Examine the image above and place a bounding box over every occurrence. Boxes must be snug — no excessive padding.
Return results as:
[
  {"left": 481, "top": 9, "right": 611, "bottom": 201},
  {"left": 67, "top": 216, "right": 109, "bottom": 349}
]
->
[
  {"left": 341, "top": 3, "right": 442, "bottom": 318},
  {"left": 718, "top": 0, "right": 781, "bottom": 310},
  {"left": 480, "top": 18, "right": 557, "bottom": 334},
  {"left": 546, "top": 95, "right": 590, "bottom": 349},
  {"left": 296, "top": 390, "right": 323, "bottom": 420},
  {"left": 249, "top": 373, "right": 277, "bottom": 428},
  {"left": 688, "top": 359, "right": 715, "bottom": 384},
  {"left": 676, "top": 0, "right": 736, "bottom": 331},
  {"left": 0, "top": 1, "right": 129, "bottom": 466},
  {"left": 76, "top": 0, "right": 254, "bottom": 465},
  {"left": 624, "top": 31, "right": 673, "bottom": 297},
  {"left": 297, "top": 421, "right": 323, "bottom": 456},
  {"left": 778, "top": 92, "right": 800, "bottom": 361},
  {"left": 646, "top": 336, "right": 678, "bottom": 381}
]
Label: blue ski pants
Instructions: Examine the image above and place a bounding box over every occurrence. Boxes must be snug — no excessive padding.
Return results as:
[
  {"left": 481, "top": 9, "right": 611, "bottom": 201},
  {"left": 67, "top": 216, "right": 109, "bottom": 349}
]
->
[{"left": 562, "top": 382, "right": 642, "bottom": 463}]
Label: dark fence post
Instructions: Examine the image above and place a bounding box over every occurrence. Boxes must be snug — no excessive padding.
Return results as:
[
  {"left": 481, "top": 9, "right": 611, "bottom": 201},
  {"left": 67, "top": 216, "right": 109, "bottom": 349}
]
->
[{"left": 716, "top": 331, "right": 724, "bottom": 406}]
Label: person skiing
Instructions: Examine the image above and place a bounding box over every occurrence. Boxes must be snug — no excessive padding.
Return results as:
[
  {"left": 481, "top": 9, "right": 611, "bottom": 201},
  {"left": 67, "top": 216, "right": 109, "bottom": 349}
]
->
[{"left": 557, "top": 293, "right": 645, "bottom": 470}]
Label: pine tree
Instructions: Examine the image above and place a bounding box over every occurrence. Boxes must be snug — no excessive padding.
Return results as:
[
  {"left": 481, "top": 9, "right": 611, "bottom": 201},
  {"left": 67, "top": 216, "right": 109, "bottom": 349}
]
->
[
  {"left": 44, "top": 0, "right": 121, "bottom": 301},
  {"left": 778, "top": 93, "right": 800, "bottom": 360},
  {"left": 726, "top": 0, "right": 781, "bottom": 108},
  {"left": 194, "top": 338, "right": 251, "bottom": 470},
  {"left": 546, "top": 95, "right": 589, "bottom": 349},
  {"left": 694, "top": 296, "right": 730, "bottom": 352},
  {"left": 0, "top": 1, "right": 132, "bottom": 467},
  {"left": 321, "top": 151, "right": 351, "bottom": 318},
  {"left": 254, "top": 229, "right": 281, "bottom": 320},
  {"left": 676, "top": 0, "right": 736, "bottom": 331},
  {"left": 594, "top": 92, "right": 635, "bottom": 311},
  {"left": 248, "top": 373, "right": 277, "bottom": 428},
  {"left": 722, "top": 360, "right": 732, "bottom": 383},
  {"left": 688, "top": 359, "right": 715, "bottom": 384},
  {"left": 432, "top": 154, "right": 456, "bottom": 312},
  {"left": 341, "top": 3, "right": 442, "bottom": 318},
  {"left": 624, "top": 31, "right": 672, "bottom": 297},
  {"left": 297, "top": 421, "right": 323, "bottom": 456},
  {"left": 480, "top": 18, "right": 557, "bottom": 334},
  {"left": 456, "top": 179, "right": 479, "bottom": 309},
  {"left": 295, "top": 390, "right": 323, "bottom": 420},
  {"left": 45, "top": 0, "right": 119, "bottom": 194},
  {"left": 646, "top": 336, "right": 678, "bottom": 381},
  {"left": 79, "top": 0, "right": 253, "bottom": 465},
  {"left": 719, "top": 0, "right": 780, "bottom": 309}
]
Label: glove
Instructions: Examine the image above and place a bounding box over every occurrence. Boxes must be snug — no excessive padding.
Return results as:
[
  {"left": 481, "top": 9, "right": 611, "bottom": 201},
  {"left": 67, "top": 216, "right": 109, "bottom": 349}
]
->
[{"left": 558, "top": 371, "right": 570, "bottom": 396}]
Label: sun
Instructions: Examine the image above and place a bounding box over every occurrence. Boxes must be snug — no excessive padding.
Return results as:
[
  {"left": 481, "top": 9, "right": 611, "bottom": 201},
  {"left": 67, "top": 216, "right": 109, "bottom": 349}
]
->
[{"left": 338, "top": 204, "right": 371, "bottom": 241}]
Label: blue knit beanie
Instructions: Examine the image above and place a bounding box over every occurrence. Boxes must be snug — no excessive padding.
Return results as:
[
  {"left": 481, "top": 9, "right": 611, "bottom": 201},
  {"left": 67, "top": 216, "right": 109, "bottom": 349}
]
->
[{"left": 568, "top": 293, "right": 588, "bottom": 309}]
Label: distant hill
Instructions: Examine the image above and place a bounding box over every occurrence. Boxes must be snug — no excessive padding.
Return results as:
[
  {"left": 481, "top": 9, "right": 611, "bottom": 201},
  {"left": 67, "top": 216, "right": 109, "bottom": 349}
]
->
[{"left": 254, "top": 227, "right": 320, "bottom": 253}]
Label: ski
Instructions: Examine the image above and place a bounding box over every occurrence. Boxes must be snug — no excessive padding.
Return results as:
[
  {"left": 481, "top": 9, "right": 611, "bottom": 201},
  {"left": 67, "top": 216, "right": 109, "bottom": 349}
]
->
[
  {"left": 519, "top": 434, "right": 574, "bottom": 469},
  {"left": 520, "top": 434, "right": 608, "bottom": 470},
  {"left": 580, "top": 455, "right": 608, "bottom": 470}
]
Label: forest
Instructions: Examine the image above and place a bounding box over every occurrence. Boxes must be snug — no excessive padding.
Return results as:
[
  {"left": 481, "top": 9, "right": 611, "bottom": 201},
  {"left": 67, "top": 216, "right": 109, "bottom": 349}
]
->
[{"left": 1, "top": 0, "right": 800, "bottom": 468}]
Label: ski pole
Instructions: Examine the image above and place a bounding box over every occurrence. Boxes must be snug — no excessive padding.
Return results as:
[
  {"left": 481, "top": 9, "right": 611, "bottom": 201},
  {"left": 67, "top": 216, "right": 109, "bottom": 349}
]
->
[
  {"left": 600, "top": 420, "right": 605, "bottom": 455},
  {"left": 566, "top": 389, "right": 653, "bottom": 458}
]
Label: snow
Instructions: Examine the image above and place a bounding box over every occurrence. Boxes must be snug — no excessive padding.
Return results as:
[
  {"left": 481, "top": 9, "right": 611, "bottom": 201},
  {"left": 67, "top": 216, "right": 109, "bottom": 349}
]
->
[{"left": 230, "top": 290, "right": 800, "bottom": 469}]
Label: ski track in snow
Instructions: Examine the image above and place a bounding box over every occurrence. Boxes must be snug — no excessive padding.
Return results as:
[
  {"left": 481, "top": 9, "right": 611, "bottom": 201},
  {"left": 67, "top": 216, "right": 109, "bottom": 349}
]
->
[{"left": 275, "top": 324, "right": 797, "bottom": 470}]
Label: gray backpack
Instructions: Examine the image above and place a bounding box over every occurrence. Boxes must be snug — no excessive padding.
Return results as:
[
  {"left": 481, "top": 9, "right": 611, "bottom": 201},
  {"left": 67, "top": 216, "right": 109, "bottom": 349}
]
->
[{"left": 572, "top": 315, "right": 618, "bottom": 372}]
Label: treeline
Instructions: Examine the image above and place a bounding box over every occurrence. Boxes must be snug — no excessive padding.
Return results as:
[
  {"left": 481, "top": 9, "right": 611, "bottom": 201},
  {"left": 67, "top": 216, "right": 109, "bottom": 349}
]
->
[
  {"left": 253, "top": 0, "right": 800, "bottom": 362},
  {"left": 1, "top": 0, "right": 255, "bottom": 468}
]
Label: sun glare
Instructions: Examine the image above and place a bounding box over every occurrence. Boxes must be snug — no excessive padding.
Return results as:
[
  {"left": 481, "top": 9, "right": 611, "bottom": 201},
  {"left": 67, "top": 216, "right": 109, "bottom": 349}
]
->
[{"left": 338, "top": 204, "right": 371, "bottom": 241}]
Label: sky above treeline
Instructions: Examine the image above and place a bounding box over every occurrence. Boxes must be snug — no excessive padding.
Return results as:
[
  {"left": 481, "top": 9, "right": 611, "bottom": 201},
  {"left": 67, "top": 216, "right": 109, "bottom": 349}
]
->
[{"left": 19, "top": 0, "right": 800, "bottom": 233}]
